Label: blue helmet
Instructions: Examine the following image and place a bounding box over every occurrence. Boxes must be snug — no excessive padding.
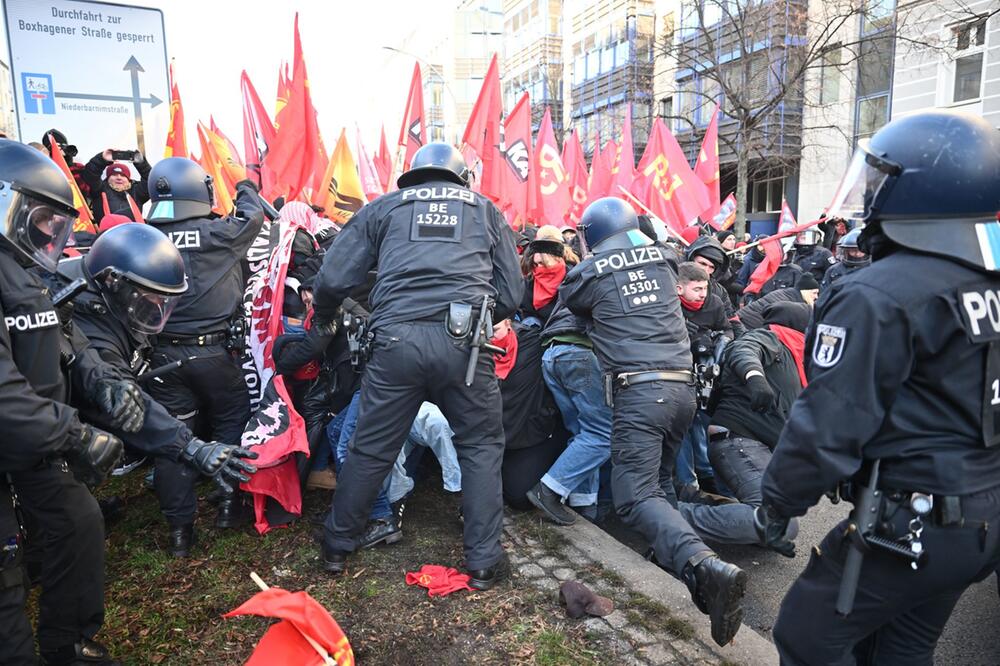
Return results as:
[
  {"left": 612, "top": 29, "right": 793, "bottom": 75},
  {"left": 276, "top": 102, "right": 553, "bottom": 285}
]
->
[
  {"left": 84, "top": 223, "right": 187, "bottom": 334},
  {"left": 147, "top": 157, "right": 215, "bottom": 222},
  {"left": 579, "top": 197, "right": 650, "bottom": 253}
]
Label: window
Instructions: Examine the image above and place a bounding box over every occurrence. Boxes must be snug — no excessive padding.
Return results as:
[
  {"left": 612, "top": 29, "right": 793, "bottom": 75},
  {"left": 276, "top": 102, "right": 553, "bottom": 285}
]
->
[
  {"left": 820, "top": 46, "right": 841, "bottom": 104},
  {"left": 952, "top": 18, "right": 987, "bottom": 103},
  {"left": 748, "top": 174, "right": 784, "bottom": 213},
  {"left": 955, "top": 18, "right": 987, "bottom": 50},
  {"left": 857, "top": 37, "right": 892, "bottom": 98},
  {"left": 862, "top": 0, "right": 894, "bottom": 35},
  {"left": 856, "top": 94, "right": 889, "bottom": 140},
  {"left": 659, "top": 96, "right": 673, "bottom": 118}
]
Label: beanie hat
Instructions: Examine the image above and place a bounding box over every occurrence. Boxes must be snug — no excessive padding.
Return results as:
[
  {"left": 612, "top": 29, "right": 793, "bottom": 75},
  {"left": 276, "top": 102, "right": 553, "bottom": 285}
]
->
[
  {"left": 716, "top": 229, "right": 735, "bottom": 243},
  {"left": 105, "top": 162, "right": 130, "bottom": 179},
  {"left": 763, "top": 301, "right": 812, "bottom": 333},
  {"left": 796, "top": 273, "right": 820, "bottom": 291}
]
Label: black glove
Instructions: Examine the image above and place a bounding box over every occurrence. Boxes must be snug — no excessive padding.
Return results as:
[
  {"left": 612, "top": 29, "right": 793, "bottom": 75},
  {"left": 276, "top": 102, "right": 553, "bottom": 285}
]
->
[
  {"left": 132, "top": 151, "right": 146, "bottom": 165},
  {"left": 754, "top": 504, "right": 795, "bottom": 558},
  {"left": 311, "top": 316, "right": 339, "bottom": 338},
  {"left": 235, "top": 178, "right": 260, "bottom": 193},
  {"left": 94, "top": 377, "right": 145, "bottom": 433},
  {"left": 746, "top": 374, "right": 774, "bottom": 412},
  {"left": 181, "top": 439, "right": 259, "bottom": 493},
  {"left": 66, "top": 424, "right": 123, "bottom": 487}
]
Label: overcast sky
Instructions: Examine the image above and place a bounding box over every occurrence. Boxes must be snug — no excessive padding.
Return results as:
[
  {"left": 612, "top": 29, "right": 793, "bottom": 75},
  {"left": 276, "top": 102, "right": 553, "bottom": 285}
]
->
[{"left": 1, "top": 0, "right": 457, "bottom": 152}]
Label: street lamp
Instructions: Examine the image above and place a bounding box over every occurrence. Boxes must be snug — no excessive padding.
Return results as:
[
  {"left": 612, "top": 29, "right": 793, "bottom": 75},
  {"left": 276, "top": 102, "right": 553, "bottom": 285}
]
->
[{"left": 381, "top": 45, "right": 461, "bottom": 144}]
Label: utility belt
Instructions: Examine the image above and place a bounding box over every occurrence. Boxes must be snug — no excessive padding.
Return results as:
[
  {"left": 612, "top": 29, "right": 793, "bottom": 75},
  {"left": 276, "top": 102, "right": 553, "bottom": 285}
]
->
[
  {"left": 603, "top": 369, "right": 693, "bottom": 408},
  {"left": 159, "top": 331, "right": 228, "bottom": 347},
  {"left": 445, "top": 296, "right": 505, "bottom": 387},
  {"left": 882, "top": 489, "right": 967, "bottom": 528}
]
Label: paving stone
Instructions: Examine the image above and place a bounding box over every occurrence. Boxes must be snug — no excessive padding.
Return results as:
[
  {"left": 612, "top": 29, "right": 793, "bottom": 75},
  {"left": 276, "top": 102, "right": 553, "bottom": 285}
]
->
[
  {"left": 623, "top": 624, "right": 655, "bottom": 646},
  {"left": 533, "top": 576, "right": 560, "bottom": 592},
  {"left": 536, "top": 556, "right": 560, "bottom": 568},
  {"left": 551, "top": 567, "right": 575, "bottom": 581},
  {"left": 638, "top": 643, "right": 680, "bottom": 665},
  {"left": 604, "top": 610, "right": 629, "bottom": 630},
  {"left": 516, "top": 563, "right": 545, "bottom": 578},
  {"left": 581, "top": 617, "right": 612, "bottom": 635}
]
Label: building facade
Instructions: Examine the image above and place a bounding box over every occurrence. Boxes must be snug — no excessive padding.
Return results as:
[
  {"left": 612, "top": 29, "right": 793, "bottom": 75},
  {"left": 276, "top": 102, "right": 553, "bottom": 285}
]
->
[{"left": 502, "top": 0, "right": 565, "bottom": 133}]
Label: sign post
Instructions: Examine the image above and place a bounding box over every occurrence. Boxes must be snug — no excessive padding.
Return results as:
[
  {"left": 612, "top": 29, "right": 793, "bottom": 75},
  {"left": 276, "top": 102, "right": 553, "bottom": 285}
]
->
[{"left": 3, "top": 0, "right": 169, "bottom": 162}]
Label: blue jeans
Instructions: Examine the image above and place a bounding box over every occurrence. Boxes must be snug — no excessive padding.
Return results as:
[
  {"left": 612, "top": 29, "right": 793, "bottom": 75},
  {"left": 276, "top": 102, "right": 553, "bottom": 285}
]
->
[
  {"left": 540, "top": 344, "right": 613, "bottom": 507},
  {"left": 329, "top": 392, "right": 393, "bottom": 521},
  {"left": 675, "top": 410, "right": 712, "bottom": 486},
  {"left": 387, "top": 402, "right": 463, "bottom": 500}
]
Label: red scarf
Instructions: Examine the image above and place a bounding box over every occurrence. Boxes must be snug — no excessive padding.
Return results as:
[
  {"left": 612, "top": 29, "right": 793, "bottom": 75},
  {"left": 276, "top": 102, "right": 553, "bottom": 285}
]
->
[
  {"left": 679, "top": 295, "right": 705, "bottom": 311},
  {"left": 768, "top": 324, "right": 807, "bottom": 387},
  {"left": 532, "top": 262, "right": 566, "bottom": 310},
  {"left": 491, "top": 327, "right": 519, "bottom": 380}
]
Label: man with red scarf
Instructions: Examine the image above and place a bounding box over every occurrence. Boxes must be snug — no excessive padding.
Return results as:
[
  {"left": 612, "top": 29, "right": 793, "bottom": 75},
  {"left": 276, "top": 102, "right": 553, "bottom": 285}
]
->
[{"left": 705, "top": 301, "right": 811, "bottom": 534}]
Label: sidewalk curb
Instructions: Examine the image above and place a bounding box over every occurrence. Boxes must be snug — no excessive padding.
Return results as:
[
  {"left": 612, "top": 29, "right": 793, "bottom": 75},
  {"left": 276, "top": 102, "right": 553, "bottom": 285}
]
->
[{"left": 557, "top": 518, "right": 779, "bottom": 665}]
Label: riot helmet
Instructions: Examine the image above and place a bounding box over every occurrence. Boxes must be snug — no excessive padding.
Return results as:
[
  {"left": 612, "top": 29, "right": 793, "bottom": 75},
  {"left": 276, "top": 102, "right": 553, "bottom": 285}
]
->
[
  {"left": 794, "top": 227, "right": 823, "bottom": 247},
  {"left": 836, "top": 227, "right": 869, "bottom": 268},
  {"left": 84, "top": 223, "right": 187, "bottom": 334},
  {"left": 0, "top": 139, "right": 78, "bottom": 271},
  {"left": 146, "top": 158, "right": 215, "bottom": 223},
  {"left": 827, "top": 110, "right": 1000, "bottom": 271},
  {"left": 578, "top": 197, "right": 651, "bottom": 254},
  {"left": 397, "top": 142, "right": 469, "bottom": 188}
]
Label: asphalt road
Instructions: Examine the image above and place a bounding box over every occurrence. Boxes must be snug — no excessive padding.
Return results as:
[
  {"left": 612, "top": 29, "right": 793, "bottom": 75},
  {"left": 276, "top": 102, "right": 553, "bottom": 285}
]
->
[{"left": 602, "top": 498, "right": 1000, "bottom": 664}]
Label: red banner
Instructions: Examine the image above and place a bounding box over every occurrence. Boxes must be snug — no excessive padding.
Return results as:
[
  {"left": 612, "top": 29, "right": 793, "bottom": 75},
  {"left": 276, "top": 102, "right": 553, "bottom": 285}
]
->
[
  {"left": 631, "top": 118, "right": 710, "bottom": 232},
  {"left": 532, "top": 107, "right": 570, "bottom": 227},
  {"left": 374, "top": 124, "right": 394, "bottom": 193},
  {"left": 397, "top": 63, "right": 426, "bottom": 173},
  {"left": 241, "top": 70, "right": 279, "bottom": 199},
  {"left": 561, "top": 129, "right": 589, "bottom": 228},
  {"left": 462, "top": 53, "right": 503, "bottom": 203},
  {"left": 611, "top": 104, "right": 636, "bottom": 196},
  {"left": 164, "top": 62, "right": 187, "bottom": 159},
  {"left": 695, "top": 104, "right": 721, "bottom": 221},
  {"left": 500, "top": 92, "right": 532, "bottom": 223}
]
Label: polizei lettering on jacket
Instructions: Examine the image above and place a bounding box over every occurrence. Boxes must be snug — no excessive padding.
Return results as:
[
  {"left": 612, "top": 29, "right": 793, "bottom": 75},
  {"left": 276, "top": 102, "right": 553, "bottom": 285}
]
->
[
  {"left": 400, "top": 186, "right": 475, "bottom": 203},
  {"left": 959, "top": 287, "right": 1000, "bottom": 342},
  {"left": 594, "top": 246, "right": 665, "bottom": 275},
  {"left": 5, "top": 310, "right": 59, "bottom": 332}
]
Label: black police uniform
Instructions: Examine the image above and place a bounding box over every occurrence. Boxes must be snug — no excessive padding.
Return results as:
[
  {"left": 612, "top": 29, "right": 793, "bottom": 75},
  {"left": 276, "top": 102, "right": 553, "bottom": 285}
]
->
[
  {"left": 0, "top": 249, "right": 108, "bottom": 664},
  {"left": 559, "top": 240, "right": 709, "bottom": 572},
  {"left": 789, "top": 243, "right": 835, "bottom": 282},
  {"left": 313, "top": 178, "right": 523, "bottom": 572},
  {"left": 820, "top": 260, "right": 863, "bottom": 290},
  {"left": 146, "top": 183, "right": 263, "bottom": 528}
]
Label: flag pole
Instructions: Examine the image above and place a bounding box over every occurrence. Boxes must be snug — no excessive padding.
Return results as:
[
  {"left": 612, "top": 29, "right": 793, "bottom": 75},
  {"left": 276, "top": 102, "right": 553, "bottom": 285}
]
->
[
  {"left": 616, "top": 186, "right": 690, "bottom": 247},
  {"left": 724, "top": 218, "right": 824, "bottom": 255},
  {"left": 249, "top": 572, "right": 337, "bottom": 666}
]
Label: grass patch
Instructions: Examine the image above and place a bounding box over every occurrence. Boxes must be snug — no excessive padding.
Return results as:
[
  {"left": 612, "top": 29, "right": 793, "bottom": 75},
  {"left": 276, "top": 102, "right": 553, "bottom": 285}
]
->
[
  {"left": 513, "top": 512, "right": 571, "bottom": 553},
  {"left": 626, "top": 591, "right": 695, "bottom": 639}
]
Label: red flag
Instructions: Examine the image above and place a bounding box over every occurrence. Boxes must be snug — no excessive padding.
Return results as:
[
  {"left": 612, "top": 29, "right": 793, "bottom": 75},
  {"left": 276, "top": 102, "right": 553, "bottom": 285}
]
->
[
  {"left": 164, "top": 62, "right": 187, "bottom": 159},
  {"left": 355, "top": 126, "right": 384, "bottom": 202},
  {"left": 532, "top": 107, "right": 571, "bottom": 227},
  {"left": 586, "top": 139, "right": 617, "bottom": 207},
  {"left": 241, "top": 71, "right": 279, "bottom": 198},
  {"left": 708, "top": 193, "right": 737, "bottom": 230},
  {"left": 462, "top": 53, "right": 503, "bottom": 202},
  {"left": 268, "top": 14, "right": 322, "bottom": 200},
  {"left": 500, "top": 92, "right": 532, "bottom": 223},
  {"left": 397, "top": 63, "right": 426, "bottom": 173},
  {"left": 695, "top": 104, "right": 721, "bottom": 221},
  {"left": 745, "top": 237, "right": 783, "bottom": 295},
  {"left": 373, "top": 124, "right": 394, "bottom": 192},
  {"left": 275, "top": 62, "right": 290, "bottom": 121},
  {"left": 562, "top": 129, "right": 589, "bottom": 228},
  {"left": 631, "top": 118, "right": 710, "bottom": 232},
  {"left": 209, "top": 116, "right": 243, "bottom": 168},
  {"left": 224, "top": 587, "right": 354, "bottom": 666},
  {"left": 779, "top": 197, "right": 798, "bottom": 233},
  {"left": 49, "top": 134, "right": 96, "bottom": 234},
  {"left": 611, "top": 104, "right": 636, "bottom": 195}
]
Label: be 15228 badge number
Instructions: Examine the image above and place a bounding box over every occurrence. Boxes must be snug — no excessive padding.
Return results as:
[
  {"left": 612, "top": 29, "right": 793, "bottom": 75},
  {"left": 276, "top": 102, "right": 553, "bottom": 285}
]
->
[{"left": 813, "top": 324, "right": 846, "bottom": 368}]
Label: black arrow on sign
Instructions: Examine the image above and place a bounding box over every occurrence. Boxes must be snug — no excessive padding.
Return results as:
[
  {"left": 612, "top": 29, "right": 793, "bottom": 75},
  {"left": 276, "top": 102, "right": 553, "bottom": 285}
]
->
[{"left": 52, "top": 55, "right": 161, "bottom": 155}]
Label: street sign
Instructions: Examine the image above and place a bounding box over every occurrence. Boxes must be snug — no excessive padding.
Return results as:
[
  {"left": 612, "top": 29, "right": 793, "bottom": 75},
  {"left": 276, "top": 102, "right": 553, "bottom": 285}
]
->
[{"left": 3, "top": 0, "right": 169, "bottom": 165}]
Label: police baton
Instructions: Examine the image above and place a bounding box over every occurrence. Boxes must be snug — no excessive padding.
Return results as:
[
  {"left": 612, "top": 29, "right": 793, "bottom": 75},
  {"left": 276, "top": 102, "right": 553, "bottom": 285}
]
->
[
  {"left": 836, "top": 460, "right": 881, "bottom": 616},
  {"left": 464, "top": 296, "right": 506, "bottom": 387},
  {"left": 136, "top": 357, "right": 196, "bottom": 384}
]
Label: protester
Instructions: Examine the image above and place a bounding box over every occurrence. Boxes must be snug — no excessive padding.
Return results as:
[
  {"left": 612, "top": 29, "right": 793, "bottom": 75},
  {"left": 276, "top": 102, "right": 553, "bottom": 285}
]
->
[
  {"left": 519, "top": 224, "right": 579, "bottom": 324},
  {"left": 82, "top": 149, "right": 151, "bottom": 222},
  {"left": 735, "top": 273, "right": 820, "bottom": 329},
  {"left": 684, "top": 236, "right": 744, "bottom": 336}
]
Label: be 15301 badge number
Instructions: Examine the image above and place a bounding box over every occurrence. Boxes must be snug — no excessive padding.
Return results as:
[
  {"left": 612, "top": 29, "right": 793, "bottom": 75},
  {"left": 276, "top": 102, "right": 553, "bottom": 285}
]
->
[{"left": 813, "top": 323, "right": 846, "bottom": 368}]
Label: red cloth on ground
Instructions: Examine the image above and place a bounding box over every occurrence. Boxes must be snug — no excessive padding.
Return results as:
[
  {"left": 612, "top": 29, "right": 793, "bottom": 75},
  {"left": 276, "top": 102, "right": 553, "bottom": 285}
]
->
[
  {"left": 532, "top": 262, "right": 566, "bottom": 309},
  {"left": 679, "top": 295, "right": 705, "bottom": 311},
  {"left": 491, "top": 326, "right": 519, "bottom": 380},
  {"left": 768, "top": 324, "right": 807, "bottom": 387},
  {"left": 405, "top": 565, "right": 473, "bottom": 597}
]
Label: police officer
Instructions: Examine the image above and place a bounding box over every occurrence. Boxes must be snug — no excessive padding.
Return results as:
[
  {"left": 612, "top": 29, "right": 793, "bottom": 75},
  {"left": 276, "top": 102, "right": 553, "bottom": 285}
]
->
[
  {"left": 144, "top": 158, "right": 264, "bottom": 555},
  {"left": 0, "top": 139, "right": 130, "bottom": 665},
  {"left": 787, "top": 226, "right": 834, "bottom": 282},
  {"left": 820, "top": 227, "right": 870, "bottom": 290},
  {"left": 312, "top": 143, "right": 523, "bottom": 588},
  {"left": 560, "top": 197, "right": 748, "bottom": 647},
  {"left": 755, "top": 110, "right": 1000, "bottom": 663},
  {"left": 50, "top": 224, "right": 258, "bottom": 552}
]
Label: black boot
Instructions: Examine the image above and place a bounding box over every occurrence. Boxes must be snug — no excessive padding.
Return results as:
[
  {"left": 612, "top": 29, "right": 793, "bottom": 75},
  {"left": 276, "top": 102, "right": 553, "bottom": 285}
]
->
[
  {"left": 167, "top": 524, "right": 195, "bottom": 558},
  {"left": 526, "top": 482, "right": 577, "bottom": 526},
  {"left": 467, "top": 552, "right": 510, "bottom": 591},
  {"left": 320, "top": 543, "right": 348, "bottom": 575},
  {"left": 215, "top": 494, "right": 249, "bottom": 529},
  {"left": 359, "top": 518, "right": 402, "bottom": 549},
  {"left": 683, "top": 554, "right": 747, "bottom": 647},
  {"left": 41, "top": 638, "right": 121, "bottom": 665}
]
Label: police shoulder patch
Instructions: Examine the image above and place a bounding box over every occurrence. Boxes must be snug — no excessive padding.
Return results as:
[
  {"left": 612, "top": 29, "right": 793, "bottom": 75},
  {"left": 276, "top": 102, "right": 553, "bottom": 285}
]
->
[{"left": 813, "top": 323, "right": 846, "bottom": 368}]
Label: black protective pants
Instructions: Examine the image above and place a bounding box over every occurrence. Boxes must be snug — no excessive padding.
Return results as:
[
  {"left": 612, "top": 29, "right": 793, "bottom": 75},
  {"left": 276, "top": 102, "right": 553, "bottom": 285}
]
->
[
  {"left": 774, "top": 483, "right": 1000, "bottom": 665},
  {"left": 148, "top": 343, "right": 251, "bottom": 526},
  {"left": 11, "top": 462, "right": 104, "bottom": 655},
  {"left": 610, "top": 380, "right": 708, "bottom": 576},
  {"left": 323, "top": 322, "right": 506, "bottom": 570},
  {"left": 0, "top": 483, "right": 33, "bottom": 665}
]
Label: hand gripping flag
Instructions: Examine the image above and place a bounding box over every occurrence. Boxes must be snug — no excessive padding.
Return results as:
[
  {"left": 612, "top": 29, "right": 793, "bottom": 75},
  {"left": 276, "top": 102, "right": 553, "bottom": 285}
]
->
[{"left": 225, "top": 576, "right": 354, "bottom": 666}]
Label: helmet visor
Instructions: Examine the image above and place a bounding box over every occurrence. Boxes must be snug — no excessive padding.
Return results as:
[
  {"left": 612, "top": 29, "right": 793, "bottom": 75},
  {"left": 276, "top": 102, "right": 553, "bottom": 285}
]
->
[
  {"left": 826, "top": 145, "right": 896, "bottom": 224},
  {"left": 106, "top": 279, "right": 180, "bottom": 334},
  {"left": 3, "top": 193, "right": 75, "bottom": 271}
]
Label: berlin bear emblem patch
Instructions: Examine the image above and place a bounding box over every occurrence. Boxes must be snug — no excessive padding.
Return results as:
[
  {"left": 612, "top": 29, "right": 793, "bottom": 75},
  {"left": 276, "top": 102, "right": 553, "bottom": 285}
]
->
[{"left": 813, "top": 324, "right": 846, "bottom": 368}]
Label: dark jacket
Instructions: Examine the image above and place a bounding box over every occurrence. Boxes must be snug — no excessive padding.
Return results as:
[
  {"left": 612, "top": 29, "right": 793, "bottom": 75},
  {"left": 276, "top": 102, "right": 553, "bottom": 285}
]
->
[
  {"left": 736, "top": 287, "right": 806, "bottom": 329},
  {"left": 709, "top": 328, "right": 803, "bottom": 449},
  {"left": 682, "top": 292, "right": 733, "bottom": 343},
  {"left": 82, "top": 153, "right": 151, "bottom": 222},
  {"left": 519, "top": 276, "right": 558, "bottom": 323}
]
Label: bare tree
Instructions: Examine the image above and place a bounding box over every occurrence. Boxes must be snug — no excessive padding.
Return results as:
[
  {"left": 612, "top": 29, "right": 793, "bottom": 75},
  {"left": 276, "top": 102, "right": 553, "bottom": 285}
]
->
[{"left": 658, "top": 0, "right": 981, "bottom": 237}]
